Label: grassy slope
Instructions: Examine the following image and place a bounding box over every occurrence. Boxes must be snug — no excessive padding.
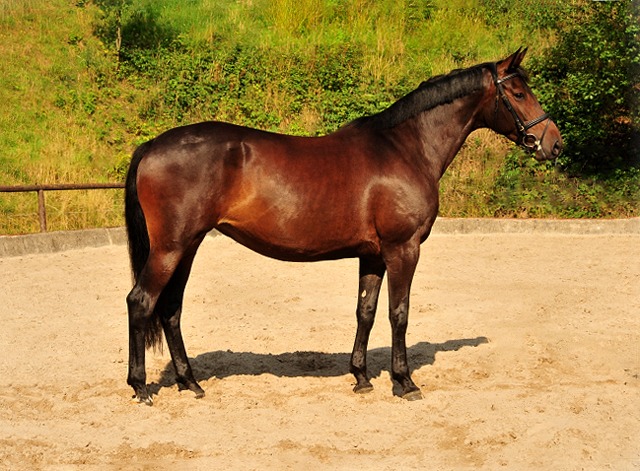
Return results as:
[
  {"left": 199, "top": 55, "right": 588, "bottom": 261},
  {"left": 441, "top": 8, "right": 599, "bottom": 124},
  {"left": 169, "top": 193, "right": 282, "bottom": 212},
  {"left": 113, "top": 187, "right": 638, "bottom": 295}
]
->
[
  {"left": 0, "top": 1, "right": 126, "bottom": 232},
  {"left": 0, "top": 0, "right": 637, "bottom": 234}
]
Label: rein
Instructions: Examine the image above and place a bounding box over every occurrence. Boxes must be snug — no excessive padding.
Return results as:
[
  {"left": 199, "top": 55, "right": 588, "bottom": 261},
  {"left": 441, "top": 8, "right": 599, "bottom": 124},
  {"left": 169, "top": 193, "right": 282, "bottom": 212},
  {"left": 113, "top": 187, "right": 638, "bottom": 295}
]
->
[{"left": 489, "top": 63, "right": 552, "bottom": 157}]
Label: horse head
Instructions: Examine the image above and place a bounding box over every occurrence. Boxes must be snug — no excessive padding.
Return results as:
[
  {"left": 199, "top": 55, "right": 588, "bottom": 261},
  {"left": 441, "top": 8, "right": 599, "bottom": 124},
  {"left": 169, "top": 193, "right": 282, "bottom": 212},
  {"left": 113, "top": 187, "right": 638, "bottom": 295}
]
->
[{"left": 486, "top": 48, "right": 563, "bottom": 161}]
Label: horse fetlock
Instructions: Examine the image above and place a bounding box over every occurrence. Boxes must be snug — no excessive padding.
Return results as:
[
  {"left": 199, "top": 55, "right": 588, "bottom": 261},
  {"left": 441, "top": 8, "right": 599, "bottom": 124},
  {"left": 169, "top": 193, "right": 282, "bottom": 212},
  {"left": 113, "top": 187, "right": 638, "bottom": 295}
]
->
[{"left": 127, "top": 376, "right": 151, "bottom": 404}]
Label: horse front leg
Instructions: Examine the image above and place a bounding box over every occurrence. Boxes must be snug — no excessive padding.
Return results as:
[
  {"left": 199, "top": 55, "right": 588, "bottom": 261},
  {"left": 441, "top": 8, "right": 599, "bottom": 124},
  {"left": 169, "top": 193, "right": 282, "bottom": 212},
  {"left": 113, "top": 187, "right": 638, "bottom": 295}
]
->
[
  {"left": 350, "top": 256, "right": 386, "bottom": 394},
  {"left": 383, "top": 239, "right": 423, "bottom": 401}
]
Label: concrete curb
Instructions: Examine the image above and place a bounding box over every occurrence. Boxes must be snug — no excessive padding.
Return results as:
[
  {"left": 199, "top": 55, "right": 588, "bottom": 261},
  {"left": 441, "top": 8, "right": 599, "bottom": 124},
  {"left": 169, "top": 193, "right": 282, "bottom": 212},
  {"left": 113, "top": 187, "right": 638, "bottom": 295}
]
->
[
  {"left": 0, "top": 227, "right": 128, "bottom": 258},
  {"left": 432, "top": 217, "right": 640, "bottom": 235},
  {"left": 1, "top": 218, "right": 638, "bottom": 258}
]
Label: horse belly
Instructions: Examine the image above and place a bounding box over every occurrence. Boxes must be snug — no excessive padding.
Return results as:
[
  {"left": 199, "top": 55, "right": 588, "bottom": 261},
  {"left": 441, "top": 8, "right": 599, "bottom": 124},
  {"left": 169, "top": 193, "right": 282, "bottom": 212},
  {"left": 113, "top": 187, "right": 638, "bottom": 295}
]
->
[{"left": 217, "top": 202, "right": 375, "bottom": 262}]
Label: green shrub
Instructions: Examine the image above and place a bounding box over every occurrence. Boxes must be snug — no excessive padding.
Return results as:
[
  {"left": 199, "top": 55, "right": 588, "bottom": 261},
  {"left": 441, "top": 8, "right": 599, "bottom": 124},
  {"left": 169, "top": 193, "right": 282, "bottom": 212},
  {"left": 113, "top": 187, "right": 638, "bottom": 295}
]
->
[
  {"left": 478, "top": 0, "right": 574, "bottom": 29},
  {"left": 530, "top": 0, "right": 640, "bottom": 176}
]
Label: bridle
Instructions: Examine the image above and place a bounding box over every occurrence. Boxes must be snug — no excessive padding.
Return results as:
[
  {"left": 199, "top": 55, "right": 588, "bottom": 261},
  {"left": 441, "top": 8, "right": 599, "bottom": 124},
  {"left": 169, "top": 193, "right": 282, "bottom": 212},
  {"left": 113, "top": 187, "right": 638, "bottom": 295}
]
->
[{"left": 489, "top": 62, "right": 552, "bottom": 157}]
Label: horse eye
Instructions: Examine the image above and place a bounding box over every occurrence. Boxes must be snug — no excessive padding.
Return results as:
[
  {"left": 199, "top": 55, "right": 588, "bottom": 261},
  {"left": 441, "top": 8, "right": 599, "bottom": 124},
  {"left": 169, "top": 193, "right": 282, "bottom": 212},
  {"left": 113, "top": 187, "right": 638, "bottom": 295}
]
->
[{"left": 514, "top": 92, "right": 525, "bottom": 100}]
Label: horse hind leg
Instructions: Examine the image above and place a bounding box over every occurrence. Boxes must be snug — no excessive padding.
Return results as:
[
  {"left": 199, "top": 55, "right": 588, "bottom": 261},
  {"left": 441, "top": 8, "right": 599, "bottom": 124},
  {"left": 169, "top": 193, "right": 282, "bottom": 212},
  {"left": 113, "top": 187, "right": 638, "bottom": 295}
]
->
[
  {"left": 126, "top": 248, "right": 185, "bottom": 406},
  {"left": 156, "top": 236, "right": 206, "bottom": 399}
]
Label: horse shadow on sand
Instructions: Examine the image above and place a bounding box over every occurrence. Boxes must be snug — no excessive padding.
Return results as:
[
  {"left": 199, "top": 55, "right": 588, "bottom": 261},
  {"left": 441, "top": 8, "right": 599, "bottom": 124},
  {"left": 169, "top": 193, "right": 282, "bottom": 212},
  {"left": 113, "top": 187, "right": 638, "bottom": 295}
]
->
[{"left": 150, "top": 337, "right": 489, "bottom": 397}]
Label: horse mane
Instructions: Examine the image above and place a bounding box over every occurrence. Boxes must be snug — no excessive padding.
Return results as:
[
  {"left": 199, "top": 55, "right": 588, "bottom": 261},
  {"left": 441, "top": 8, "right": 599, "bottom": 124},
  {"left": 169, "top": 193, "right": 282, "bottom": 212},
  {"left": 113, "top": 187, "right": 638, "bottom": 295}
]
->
[{"left": 345, "top": 62, "right": 526, "bottom": 131}]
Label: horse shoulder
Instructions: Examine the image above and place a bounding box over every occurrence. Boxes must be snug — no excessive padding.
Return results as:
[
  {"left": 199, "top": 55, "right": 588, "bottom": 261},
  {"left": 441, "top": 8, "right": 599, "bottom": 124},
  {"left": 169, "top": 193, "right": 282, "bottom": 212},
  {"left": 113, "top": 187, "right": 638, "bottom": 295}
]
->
[{"left": 365, "top": 158, "right": 439, "bottom": 245}]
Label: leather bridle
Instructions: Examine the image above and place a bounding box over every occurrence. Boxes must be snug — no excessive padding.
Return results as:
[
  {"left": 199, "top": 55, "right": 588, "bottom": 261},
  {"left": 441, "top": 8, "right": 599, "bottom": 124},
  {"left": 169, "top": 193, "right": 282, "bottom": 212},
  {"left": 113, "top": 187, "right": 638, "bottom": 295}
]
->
[{"left": 489, "top": 63, "right": 553, "bottom": 157}]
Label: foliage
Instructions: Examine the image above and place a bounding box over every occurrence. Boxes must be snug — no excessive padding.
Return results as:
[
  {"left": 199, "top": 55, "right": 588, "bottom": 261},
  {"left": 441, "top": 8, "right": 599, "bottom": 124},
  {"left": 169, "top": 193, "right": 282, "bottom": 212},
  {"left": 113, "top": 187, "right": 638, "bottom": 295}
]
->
[
  {"left": 440, "top": 131, "right": 639, "bottom": 219},
  {"left": 0, "top": 0, "right": 638, "bottom": 234},
  {"left": 477, "top": 0, "right": 577, "bottom": 30},
  {"left": 94, "top": 0, "right": 177, "bottom": 53},
  {"left": 529, "top": 0, "right": 640, "bottom": 176},
  {"left": 489, "top": 150, "right": 639, "bottom": 218}
]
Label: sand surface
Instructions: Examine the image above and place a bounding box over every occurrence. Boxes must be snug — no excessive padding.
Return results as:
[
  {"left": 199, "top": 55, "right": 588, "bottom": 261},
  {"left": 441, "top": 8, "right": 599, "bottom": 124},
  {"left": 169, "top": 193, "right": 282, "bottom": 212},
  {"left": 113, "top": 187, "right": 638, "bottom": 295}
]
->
[{"left": 0, "top": 233, "right": 639, "bottom": 470}]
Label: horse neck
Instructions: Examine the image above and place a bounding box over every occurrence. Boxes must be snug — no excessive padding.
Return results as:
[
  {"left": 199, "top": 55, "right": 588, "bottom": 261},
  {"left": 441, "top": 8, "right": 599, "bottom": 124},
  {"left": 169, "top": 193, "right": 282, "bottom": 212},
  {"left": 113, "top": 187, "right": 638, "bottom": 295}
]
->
[{"left": 411, "top": 88, "right": 488, "bottom": 179}]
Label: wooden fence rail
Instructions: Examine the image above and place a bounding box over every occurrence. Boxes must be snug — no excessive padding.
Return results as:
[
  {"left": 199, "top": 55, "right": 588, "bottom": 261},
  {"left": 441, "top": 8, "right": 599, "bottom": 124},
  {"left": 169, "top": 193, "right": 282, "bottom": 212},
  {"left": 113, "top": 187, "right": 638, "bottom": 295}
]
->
[{"left": 0, "top": 183, "right": 125, "bottom": 233}]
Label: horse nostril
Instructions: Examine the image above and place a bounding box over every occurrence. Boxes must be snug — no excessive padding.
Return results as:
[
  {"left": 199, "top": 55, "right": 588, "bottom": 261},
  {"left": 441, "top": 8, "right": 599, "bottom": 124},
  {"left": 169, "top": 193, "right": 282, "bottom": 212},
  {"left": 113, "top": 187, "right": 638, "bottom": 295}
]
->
[{"left": 552, "top": 140, "right": 562, "bottom": 157}]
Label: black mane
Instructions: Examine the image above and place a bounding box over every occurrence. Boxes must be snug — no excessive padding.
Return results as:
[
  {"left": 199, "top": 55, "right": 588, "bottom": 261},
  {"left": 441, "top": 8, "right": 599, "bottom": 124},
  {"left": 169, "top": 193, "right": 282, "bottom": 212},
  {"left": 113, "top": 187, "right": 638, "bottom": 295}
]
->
[{"left": 345, "top": 63, "right": 492, "bottom": 131}]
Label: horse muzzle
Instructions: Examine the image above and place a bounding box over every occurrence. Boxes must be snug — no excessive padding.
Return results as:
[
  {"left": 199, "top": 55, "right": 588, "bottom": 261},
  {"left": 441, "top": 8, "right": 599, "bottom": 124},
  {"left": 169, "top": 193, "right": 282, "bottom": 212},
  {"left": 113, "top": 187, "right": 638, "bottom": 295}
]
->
[{"left": 524, "top": 119, "right": 563, "bottom": 162}]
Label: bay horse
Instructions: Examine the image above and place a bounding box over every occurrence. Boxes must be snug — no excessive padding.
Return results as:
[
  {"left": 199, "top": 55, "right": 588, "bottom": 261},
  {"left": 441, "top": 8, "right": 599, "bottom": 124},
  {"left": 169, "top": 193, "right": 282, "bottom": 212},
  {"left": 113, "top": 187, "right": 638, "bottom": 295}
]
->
[{"left": 124, "top": 48, "right": 562, "bottom": 405}]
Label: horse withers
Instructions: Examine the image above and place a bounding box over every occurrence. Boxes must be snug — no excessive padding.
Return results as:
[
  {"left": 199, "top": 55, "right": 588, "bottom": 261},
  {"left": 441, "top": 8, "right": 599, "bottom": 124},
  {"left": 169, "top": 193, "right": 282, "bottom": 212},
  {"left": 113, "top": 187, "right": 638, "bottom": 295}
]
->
[{"left": 124, "top": 48, "right": 562, "bottom": 405}]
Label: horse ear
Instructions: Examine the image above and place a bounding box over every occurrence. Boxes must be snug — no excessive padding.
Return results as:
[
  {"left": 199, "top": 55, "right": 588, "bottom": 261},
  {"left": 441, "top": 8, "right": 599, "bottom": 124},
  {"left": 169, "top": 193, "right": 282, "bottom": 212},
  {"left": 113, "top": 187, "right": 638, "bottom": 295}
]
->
[{"left": 507, "top": 47, "right": 528, "bottom": 72}]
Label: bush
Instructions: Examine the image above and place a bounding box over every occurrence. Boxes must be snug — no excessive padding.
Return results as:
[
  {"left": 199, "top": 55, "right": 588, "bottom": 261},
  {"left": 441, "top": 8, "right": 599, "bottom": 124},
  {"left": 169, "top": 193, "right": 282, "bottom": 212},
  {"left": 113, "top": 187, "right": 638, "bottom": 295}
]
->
[
  {"left": 478, "top": 0, "right": 573, "bottom": 29},
  {"left": 529, "top": 0, "right": 640, "bottom": 176}
]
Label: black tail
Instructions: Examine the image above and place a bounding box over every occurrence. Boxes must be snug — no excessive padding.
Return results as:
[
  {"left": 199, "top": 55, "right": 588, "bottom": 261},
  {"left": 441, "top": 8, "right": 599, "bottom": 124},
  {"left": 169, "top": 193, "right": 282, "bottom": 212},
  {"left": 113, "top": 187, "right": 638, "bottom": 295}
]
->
[{"left": 125, "top": 139, "right": 162, "bottom": 350}]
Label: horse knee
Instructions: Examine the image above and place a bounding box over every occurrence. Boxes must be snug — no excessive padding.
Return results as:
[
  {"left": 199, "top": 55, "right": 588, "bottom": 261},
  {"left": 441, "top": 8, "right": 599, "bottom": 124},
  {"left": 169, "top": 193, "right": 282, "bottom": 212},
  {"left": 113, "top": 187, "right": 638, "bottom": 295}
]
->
[
  {"left": 358, "top": 293, "right": 379, "bottom": 320},
  {"left": 357, "top": 309, "right": 375, "bottom": 330},
  {"left": 389, "top": 306, "right": 409, "bottom": 332}
]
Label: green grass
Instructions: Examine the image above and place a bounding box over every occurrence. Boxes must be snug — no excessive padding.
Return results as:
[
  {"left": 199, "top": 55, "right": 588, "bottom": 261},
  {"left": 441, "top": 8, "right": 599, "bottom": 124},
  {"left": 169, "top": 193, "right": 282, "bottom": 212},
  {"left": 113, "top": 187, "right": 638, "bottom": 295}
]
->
[{"left": 0, "top": 0, "right": 636, "bottom": 234}]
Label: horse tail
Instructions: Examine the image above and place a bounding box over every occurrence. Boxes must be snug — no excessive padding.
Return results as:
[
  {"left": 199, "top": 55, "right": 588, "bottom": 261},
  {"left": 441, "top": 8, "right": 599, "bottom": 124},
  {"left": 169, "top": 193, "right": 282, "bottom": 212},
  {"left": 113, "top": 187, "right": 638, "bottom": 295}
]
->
[
  {"left": 125, "top": 139, "right": 153, "bottom": 282},
  {"left": 125, "top": 139, "right": 163, "bottom": 350}
]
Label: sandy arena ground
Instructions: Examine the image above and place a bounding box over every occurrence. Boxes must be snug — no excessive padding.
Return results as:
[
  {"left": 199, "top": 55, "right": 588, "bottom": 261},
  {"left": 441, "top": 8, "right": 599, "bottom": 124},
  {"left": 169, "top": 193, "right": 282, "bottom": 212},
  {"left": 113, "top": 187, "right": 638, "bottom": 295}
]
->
[{"left": 0, "top": 232, "right": 638, "bottom": 470}]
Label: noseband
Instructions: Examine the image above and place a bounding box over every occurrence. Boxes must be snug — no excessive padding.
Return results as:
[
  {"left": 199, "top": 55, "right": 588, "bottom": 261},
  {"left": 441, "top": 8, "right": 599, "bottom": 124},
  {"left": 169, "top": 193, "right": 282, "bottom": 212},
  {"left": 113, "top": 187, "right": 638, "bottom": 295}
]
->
[{"left": 489, "top": 63, "right": 552, "bottom": 156}]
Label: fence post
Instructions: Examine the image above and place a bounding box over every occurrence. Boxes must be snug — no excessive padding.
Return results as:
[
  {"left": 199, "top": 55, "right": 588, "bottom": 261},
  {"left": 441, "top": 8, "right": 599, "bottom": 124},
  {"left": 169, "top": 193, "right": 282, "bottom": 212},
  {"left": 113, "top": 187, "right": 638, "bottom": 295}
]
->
[
  {"left": 0, "top": 183, "right": 124, "bottom": 234},
  {"left": 37, "top": 189, "right": 47, "bottom": 232}
]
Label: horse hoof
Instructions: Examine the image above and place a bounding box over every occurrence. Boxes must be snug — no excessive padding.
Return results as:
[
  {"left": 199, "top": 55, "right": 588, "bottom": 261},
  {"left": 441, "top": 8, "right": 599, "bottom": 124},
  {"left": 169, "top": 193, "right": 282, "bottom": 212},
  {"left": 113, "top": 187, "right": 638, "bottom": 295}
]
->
[
  {"left": 195, "top": 390, "right": 205, "bottom": 399},
  {"left": 402, "top": 390, "right": 423, "bottom": 401},
  {"left": 131, "top": 395, "right": 153, "bottom": 406},
  {"left": 353, "top": 384, "right": 374, "bottom": 394}
]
